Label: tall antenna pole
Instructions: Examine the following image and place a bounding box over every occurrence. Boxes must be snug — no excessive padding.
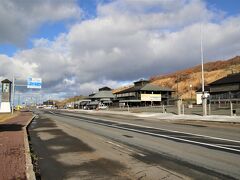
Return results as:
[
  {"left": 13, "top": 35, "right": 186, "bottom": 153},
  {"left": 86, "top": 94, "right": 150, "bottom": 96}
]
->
[{"left": 201, "top": 23, "right": 207, "bottom": 116}]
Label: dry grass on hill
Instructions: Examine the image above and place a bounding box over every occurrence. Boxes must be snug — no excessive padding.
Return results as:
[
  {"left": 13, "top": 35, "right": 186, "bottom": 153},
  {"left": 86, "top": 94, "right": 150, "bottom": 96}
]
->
[
  {"left": 112, "top": 85, "right": 133, "bottom": 94},
  {"left": 150, "top": 56, "right": 240, "bottom": 99},
  {"left": 55, "top": 95, "right": 86, "bottom": 107}
]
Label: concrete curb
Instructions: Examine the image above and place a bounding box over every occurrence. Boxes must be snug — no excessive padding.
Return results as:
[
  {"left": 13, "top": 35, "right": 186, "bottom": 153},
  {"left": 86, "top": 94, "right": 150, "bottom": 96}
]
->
[{"left": 23, "top": 114, "right": 36, "bottom": 180}]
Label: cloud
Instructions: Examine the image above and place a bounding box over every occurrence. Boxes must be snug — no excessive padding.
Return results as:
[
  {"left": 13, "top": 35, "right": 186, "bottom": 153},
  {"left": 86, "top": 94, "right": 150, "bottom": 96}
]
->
[
  {"left": 0, "top": 0, "right": 240, "bottom": 99},
  {"left": 0, "top": 0, "right": 81, "bottom": 45}
]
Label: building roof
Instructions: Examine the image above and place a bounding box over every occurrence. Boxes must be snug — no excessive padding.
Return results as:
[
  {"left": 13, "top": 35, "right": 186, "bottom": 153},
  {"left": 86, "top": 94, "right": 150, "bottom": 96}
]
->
[
  {"left": 80, "top": 101, "right": 88, "bottom": 106},
  {"left": 196, "top": 86, "right": 210, "bottom": 92},
  {"left": 134, "top": 79, "right": 149, "bottom": 86},
  {"left": 116, "top": 83, "right": 173, "bottom": 94},
  {"left": 1, "top": 79, "right": 12, "bottom": 83},
  {"left": 90, "top": 90, "right": 115, "bottom": 99},
  {"left": 89, "top": 93, "right": 95, "bottom": 97},
  {"left": 99, "top": 86, "right": 112, "bottom": 91},
  {"left": 209, "top": 73, "right": 240, "bottom": 85}
]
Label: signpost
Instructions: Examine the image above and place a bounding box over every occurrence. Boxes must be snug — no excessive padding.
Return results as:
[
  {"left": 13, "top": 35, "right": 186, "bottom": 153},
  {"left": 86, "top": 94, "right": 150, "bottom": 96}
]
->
[
  {"left": 1, "top": 76, "right": 42, "bottom": 114},
  {"left": 27, "top": 78, "right": 42, "bottom": 89},
  {"left": 0, "top": 79, "right": 12, "bottom": 113}
]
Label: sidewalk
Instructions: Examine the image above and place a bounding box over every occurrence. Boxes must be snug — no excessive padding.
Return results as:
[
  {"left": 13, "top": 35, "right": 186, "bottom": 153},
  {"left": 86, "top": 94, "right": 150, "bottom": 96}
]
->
[
  {"left": 65, "top": 109, "right": 240, "bottom": 123},
  {"left": 0, "top": 112, "right": 34, "bottom": 180}
]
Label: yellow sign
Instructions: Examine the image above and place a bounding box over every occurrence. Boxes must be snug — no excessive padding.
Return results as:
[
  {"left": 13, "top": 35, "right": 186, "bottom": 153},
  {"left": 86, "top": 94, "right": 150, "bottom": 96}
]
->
[{"left": 141, "top": 94, "right": 161, "bottom": 101}]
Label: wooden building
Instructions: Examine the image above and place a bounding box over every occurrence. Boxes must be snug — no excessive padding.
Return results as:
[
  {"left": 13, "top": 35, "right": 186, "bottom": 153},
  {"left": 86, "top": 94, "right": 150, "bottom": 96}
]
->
[
  {"left": 85, "top": 87, "right": 115, "bottom": 109},
  {"left": 115, "top": 79, "right": 173, "bottom": 106},
  {"left": 209, "top": 73, "right": 240, "bottom": 102}
]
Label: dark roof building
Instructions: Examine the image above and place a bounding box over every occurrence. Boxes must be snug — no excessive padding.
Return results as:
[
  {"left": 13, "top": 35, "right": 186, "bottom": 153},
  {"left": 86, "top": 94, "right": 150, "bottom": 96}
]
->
[
  {"left": 1, "top": 79, "right": 12, "bottom": 84},
  {"left": 196, "top": 86, "right": 210, "bottom": 93},
  {"left": 43, "top": 100, "right": 55, "bottom": 106},
  {"left": 210, "top": 73, "right": 240, "bottom": 85},
  {"left": 89, "top": 86, "right": 115, "bottom": 104},
  {"left": 99, "top": 87, "right": 112, "bottom": 91},
  {"left": 208, "top": 73, "right": 240, "bottom": 101},
  {"left": 115, "top": 79, "right": 174, "bottom": 106}
]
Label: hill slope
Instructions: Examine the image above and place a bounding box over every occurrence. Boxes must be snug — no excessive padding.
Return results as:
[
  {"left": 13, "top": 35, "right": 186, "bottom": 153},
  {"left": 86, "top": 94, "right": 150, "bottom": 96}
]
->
[
  {"left": 150, "top": 56, "right": 240, "bottom": 100},
  {"left": 55, "top": 95, "right": 86, "bottom": 107}
]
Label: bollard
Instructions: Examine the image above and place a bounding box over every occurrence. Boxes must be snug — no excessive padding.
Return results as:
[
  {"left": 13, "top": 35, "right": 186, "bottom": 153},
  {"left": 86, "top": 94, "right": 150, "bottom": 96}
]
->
[
  {"left": 182, "top": 104, "right": 185, "bottom": 115},
  {"left": 208, "top": 103, "right": 211, "bottom": 115},
  {"left": 177, "top": 99, "right": 182, "bottom": 115}
]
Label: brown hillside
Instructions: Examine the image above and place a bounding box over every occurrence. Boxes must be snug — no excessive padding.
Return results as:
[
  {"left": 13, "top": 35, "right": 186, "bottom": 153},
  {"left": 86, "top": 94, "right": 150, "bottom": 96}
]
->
[
  {"left": 56, "top": 95, "right": 86, "bottom": 107},
  {"left": 112, "top": 85, "right": 133, "bottom": 94},
  {"left": 150, "top": 56, "right": 240, "bottom": 100}
]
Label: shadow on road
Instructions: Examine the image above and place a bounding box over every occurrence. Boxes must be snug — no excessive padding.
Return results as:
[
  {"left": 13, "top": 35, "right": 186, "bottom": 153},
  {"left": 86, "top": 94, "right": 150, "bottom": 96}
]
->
[
  {"left": 0, "top": 124, "right": 23, "bottom": 132},
  {"left": 28, "top": 116, "right": 127, "bottom": 179}
]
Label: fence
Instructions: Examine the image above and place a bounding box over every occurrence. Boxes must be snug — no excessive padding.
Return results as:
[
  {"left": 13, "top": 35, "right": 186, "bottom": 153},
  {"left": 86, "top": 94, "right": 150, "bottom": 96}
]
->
[{"left": 109, "top": 102, "right": 240, "bottom": 116}]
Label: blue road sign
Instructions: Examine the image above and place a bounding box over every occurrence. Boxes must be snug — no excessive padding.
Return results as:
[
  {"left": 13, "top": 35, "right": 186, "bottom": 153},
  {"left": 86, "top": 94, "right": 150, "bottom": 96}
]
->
[{"left": 27, "top": 78, "right": 42, "bottom": 89}]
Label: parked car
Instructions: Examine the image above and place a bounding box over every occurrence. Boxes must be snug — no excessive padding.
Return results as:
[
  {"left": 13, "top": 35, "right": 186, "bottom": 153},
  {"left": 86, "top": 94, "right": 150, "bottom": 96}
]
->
[{"left": 98, "top": 104, "right": 108, "bottom": 110}]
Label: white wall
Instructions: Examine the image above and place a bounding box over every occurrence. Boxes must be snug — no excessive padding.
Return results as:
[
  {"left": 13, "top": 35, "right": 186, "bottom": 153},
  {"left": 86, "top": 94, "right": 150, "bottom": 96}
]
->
[{"left": 196, "top": 92, "right": 210, "bottom": 104}]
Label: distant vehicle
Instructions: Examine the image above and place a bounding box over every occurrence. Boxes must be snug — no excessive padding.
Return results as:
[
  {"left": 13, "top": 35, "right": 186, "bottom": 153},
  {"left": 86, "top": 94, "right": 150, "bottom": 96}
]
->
[
  {"left": 36, "top": 105, "right": 44, "bottom": 109},
  {"left": 14, "top": 105, "right": 23, "bottom": 111},
  {"left": 98, "top": 104, "right": 108, "bottom": 110},
  {"left": 43, "top": 105, "right": 57, "bottom": 109}
]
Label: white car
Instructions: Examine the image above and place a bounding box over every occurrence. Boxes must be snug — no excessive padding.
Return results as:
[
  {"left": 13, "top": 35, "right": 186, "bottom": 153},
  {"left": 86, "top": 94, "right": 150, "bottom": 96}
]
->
[{"left": 98, "top": 104, "right": 108, "bottom": 110}]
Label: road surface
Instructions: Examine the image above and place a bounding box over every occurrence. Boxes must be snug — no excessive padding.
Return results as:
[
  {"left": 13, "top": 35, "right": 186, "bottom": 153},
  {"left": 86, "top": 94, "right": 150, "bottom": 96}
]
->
[{"left": 29, "top": 109, "right": 240, "bottom": 179}]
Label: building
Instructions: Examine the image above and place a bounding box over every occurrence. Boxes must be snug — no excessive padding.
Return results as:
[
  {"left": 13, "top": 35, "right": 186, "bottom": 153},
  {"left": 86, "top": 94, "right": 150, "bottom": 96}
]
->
[
  {"left": 86, "top": 87, "right": 115, "bottom": 109},
  {"left": 43, "top": 100, "right": 55, "bottom": 106},
  {"left": 77, "top": 99, "right": 91, "bottom": 109},
  {"left": 0, "top": 79, "right": 12, "bottom": 113},
  {"left": 208, "top": 73, "right": 240, "bottom": 103},
  {"left": 43, "top": 100, "right": 57, "bottom": 108},
  {"left": 115, "top": 79, "right": 173, "bottom": 106},
  {"left": 89, "top": 87, "right": 115, "bottom": 104}
]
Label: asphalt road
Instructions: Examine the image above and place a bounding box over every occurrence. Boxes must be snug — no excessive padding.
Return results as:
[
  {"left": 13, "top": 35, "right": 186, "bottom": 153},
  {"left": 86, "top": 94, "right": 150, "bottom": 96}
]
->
[{"left": 29, "top": 109, "right": 240, "bottom": 179}]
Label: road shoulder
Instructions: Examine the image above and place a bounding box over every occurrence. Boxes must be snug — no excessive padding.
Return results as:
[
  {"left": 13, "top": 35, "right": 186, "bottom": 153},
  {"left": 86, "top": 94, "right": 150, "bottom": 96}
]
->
[{"left": 0, "top": 112, "right": 35, "bottom": 180}]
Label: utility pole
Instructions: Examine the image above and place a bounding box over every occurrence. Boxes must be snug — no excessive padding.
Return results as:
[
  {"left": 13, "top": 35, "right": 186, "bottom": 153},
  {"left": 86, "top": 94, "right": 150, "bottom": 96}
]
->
[
  {"left": 190, "top": 84, "right": 192, "bottom": 101},
  {"left": 176, "top": 75, "right": 182, "bottom": 115},
  {"left": 201, "top": 24, "right": 207, "bottom": 116},
  {"left": 11, "top": 75, "right": 15, "bottom": 115}
]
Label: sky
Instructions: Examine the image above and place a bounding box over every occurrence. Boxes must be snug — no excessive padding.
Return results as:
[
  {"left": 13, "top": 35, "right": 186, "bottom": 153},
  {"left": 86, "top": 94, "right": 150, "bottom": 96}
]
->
[{"left": 0, "top": 0, "right": 239, "bottom": 102}]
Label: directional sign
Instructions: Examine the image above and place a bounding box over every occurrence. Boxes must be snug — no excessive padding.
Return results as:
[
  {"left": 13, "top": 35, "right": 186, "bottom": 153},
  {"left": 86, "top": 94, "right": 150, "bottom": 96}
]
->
[{"left": 27, "top": 78, "right": 42, "bottom": 89}]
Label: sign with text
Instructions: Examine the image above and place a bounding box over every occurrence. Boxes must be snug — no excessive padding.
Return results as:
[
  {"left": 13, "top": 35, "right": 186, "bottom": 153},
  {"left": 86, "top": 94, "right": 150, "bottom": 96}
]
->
[
  {"left": 27, "top": 78, "right": 42, "bottom": 89},
  {"left": 141, "top": 94, "right": 161, "bottom": 101}
]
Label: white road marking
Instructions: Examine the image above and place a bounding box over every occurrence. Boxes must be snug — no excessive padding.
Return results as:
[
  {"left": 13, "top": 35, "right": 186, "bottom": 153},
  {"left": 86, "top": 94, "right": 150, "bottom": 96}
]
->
[
  {"left": 215, "top": 144, "right": 240, "bottom": 148},
  {"left": 61, "top": 111, "right": 240, "bottom": 143},
  {"left": 49, "top": 111, "right": 240, "bottom": 153},
  {"left": 106, "top": 141, "right": 123, "bottom": 148}
]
